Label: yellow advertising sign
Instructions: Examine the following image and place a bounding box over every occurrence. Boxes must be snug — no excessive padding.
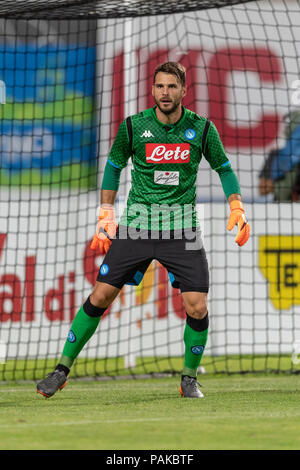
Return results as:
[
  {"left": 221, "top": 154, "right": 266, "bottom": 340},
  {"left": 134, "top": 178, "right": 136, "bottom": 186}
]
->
[
  {"left": 135, "top": 262, "right": 155, "bottom": 306},
  {"left": 259, "top": 235, "right": 300, "bottom": 310}
]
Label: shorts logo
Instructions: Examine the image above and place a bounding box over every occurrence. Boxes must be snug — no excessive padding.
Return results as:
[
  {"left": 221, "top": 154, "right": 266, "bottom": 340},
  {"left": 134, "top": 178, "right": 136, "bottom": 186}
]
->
[
  {"left": 100, "top": 264, "right": 109, "bottom": 276},
  {"left": 184, "top": 129, "right": 196, "bottom": 140},
  {"left": 191, "top": 345, "right": 204, "bottom": 355},
  {"left": 145, "top": 143, "right": 190, "bottom": 163},
  {"left": 68, "top": 330, "right": 76, "bottom": 343}
]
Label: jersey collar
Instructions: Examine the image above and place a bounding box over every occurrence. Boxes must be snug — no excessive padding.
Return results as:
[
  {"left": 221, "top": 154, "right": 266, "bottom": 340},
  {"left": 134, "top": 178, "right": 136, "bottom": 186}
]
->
[{"left": 151, "top": 105, "right": 186, "bottom": 129}]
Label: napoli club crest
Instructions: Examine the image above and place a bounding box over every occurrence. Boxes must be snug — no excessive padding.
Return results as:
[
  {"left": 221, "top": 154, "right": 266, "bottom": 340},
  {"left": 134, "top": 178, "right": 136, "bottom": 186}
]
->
[
  {"left": 100, "top": 264, "right": 110, "bottom": 276},
  {"left": 191, "top": 345, "right": 204, "bottom": 355},
  {"left": 184, "top": 128, "right": 196, "bottom": 140},
  {"left": 68, "top": 330, "right": 76, "bottom": 343}
]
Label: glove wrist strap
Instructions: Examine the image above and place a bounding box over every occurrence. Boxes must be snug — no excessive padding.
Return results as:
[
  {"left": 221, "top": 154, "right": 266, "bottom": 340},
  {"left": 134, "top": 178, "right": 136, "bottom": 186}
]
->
[
  {"left": 97, "top": 204, "right": 115, "bottom": 220},
  {"left": 229, "top": 200, "right": 244, "bottom": 212}
]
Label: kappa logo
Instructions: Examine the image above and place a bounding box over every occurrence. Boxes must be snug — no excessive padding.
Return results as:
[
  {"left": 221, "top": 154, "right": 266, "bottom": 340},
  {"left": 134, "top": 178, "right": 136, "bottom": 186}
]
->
[{"left": 141, "top": 130, "right": 154, "bottom": 138}]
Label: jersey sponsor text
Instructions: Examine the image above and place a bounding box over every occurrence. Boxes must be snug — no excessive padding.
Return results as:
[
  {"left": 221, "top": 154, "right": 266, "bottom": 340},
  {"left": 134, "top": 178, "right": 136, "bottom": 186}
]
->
[
  {"left": 154, "top": 170, "right": 179, "bottom": 185},
  {"left": 145, "top": 143, "right": 190, "bottom": 163}
]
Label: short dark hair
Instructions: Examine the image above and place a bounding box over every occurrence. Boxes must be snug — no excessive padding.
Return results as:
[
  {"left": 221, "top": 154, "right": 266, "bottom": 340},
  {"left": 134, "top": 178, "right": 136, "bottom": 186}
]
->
[{"left": 153, "top": 62, "right": 186, "bottom": 87}]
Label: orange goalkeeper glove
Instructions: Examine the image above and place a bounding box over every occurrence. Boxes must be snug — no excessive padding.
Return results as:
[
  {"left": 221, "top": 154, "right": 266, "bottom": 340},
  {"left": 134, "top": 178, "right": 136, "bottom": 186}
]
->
[
  {"left": 90, "top": 205, "right": 117, "bottom": 255},
  {"left": 227, "top": 200, "right": 250, "bottom": 247}
]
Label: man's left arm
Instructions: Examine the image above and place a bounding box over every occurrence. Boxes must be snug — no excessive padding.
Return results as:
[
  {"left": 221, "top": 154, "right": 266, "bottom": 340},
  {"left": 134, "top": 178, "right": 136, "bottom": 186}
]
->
[{"left": 203, "top": 121, "right": 250, "bottom": 247}]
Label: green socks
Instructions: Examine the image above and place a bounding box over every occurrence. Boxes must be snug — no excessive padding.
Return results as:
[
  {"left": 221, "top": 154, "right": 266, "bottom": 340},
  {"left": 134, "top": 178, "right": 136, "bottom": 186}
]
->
[
  {"left": 58, "top": 303, "right": 208, "bottom": 378},
  {"left": 58, "top": 299, "right": 106, "bottom": 370},
  {"left": 182, "top": 314, "right": 209, "bottom": 378}
]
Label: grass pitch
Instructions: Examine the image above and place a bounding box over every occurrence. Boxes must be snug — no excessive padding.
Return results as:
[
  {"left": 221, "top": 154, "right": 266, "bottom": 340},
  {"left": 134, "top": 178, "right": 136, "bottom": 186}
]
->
[{"left": 0, "top": 374, "right": 300, "bottom": 450}]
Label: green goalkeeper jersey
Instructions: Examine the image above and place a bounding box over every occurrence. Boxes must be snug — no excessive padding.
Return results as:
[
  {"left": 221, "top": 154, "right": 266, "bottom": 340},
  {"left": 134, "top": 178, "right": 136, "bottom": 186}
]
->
[{"left": 106, "top": 106, "right": 236, "bottom": 231}]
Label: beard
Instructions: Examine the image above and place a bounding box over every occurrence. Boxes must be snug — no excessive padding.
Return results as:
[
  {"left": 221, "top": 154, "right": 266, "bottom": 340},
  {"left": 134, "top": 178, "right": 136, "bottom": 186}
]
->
[{"left": 155, "top": 97, "right": 181, "bottom": 115}]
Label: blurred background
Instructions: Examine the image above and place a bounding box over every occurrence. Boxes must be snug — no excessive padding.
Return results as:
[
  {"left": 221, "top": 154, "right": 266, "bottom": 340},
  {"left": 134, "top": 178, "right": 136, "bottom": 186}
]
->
[{"left": 0, "top": 0, "right": 300, "bottom": 380}]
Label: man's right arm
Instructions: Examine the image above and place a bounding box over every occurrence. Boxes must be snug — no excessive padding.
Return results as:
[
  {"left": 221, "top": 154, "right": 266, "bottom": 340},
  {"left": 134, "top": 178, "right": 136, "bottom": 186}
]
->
[
  {"left": 91, "top": 188, "right": 118, "bottom": 255},
  {"left": 101, "top": 189, "right": 117, "bottom": 206},
  {"left": 100, "top": 119, "right": 132, "bottom": 197},
  {"left": 91, "top": 120, "right": 132, "bottom": 254}
]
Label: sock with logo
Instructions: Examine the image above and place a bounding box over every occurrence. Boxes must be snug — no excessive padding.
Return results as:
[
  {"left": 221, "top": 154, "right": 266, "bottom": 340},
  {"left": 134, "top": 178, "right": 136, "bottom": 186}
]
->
[
  {"left": 182, "top": 312, "right": 209, "bottom": 378},
  {"left": 56, "top": 296, "right": 106, "bottom": 371}
]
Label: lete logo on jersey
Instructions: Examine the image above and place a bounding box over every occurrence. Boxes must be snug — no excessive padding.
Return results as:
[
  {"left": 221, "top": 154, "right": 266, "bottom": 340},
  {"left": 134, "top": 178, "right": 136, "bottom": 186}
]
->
[{"left": 145, "top": 143, "right": 190, "bottom": 163}]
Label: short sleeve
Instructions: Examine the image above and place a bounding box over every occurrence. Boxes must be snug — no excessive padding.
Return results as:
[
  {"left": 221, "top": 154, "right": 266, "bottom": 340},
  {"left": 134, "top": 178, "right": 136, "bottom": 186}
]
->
[{"left": 108, "top": 120, "right": 132, "bottom": 170}]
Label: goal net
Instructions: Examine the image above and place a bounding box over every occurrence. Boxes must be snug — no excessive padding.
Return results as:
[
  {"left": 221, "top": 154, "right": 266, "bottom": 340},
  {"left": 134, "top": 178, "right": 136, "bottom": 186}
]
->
[{"left": 1, "top": 0, "right": 300, "bottom": 381}]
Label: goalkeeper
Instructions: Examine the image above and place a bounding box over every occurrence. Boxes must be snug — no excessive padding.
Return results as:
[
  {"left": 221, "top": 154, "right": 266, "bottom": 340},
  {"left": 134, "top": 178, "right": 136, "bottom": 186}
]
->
[{"left": 37, "top": 62, "right": 250, "bottom": 399}]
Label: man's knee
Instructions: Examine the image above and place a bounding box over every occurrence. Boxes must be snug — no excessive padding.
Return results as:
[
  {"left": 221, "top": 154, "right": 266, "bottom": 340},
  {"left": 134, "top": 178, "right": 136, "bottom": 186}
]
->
[
  {"left": 182, "top": 293, "right": 208, "bottom": 319},
  {"left": 187, "top": 304, "right": 208, "bottom": 319},
  {"left": 90, "top": 282, "right": 120, "bottom": 308}
]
